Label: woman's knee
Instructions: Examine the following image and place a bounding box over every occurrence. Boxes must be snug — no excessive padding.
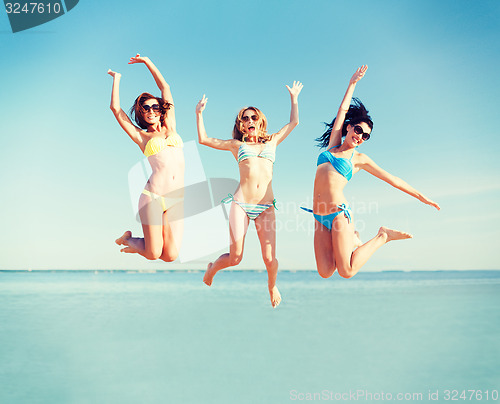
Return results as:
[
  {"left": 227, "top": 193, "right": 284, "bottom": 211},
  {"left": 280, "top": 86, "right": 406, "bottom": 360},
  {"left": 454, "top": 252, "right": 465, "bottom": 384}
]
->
[
  {"left": 144, "top": 246, "right": 163, "bottom": 261},
  {"left": 229, "top": 252, "right": 243, "bottom": 266},
  {"left": 262, "top": 255, "right": 276, "bottom": 268},
  {"left": 317, "top": 266, "right": 335, "bottom": 279},
  {"left": 160, "top": 252, "right": 178, "bottom": 262},
  {"left": 337, "top": 263, "right": 355, "bottom": 279},
  {"left": 159, "top": 244, "right": 179, "bottom": 262}
]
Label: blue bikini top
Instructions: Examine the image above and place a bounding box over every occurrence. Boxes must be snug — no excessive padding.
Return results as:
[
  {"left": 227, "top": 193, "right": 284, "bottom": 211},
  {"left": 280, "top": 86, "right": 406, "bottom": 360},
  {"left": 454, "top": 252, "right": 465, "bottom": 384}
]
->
[
  {"left": 317, "top": 146, "right": 355, "bottom": 181},
  {"left": 237, "top": 142, "right": 275, "bottom": 164}
]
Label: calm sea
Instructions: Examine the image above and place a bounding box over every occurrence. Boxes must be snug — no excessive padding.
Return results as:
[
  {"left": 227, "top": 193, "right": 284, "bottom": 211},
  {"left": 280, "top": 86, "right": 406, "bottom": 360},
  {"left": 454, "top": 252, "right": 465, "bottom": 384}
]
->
[{"left": 1, "top": 270, "right": 499, "bottom": 404}]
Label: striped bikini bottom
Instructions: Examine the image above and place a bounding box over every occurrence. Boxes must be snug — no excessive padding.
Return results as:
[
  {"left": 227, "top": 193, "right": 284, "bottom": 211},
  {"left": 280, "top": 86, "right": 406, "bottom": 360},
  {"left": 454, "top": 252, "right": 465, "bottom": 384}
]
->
[{"left": 222, "top": 194, "right": 277, "bottom": 220}]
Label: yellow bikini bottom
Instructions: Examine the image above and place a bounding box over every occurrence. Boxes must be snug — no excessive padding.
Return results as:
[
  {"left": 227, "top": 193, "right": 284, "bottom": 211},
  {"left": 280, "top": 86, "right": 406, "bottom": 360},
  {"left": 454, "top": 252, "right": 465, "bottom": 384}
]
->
[{"left": 141, "top": 189, "right": 184, "bottom": 212}]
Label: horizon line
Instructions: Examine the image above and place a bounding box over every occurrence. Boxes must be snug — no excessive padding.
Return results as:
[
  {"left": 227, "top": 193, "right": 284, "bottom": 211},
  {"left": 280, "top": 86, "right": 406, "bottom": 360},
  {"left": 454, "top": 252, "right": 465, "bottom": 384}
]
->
[{"left": 1, "top": 269, "right": 499, "bottom": 273}]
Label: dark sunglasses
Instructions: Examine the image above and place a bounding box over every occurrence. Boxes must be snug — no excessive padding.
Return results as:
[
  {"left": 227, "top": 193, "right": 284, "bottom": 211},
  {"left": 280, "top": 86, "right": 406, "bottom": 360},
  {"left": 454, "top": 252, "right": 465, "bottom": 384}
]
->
[
  {"left": 242, "top": 114, "right": 259, "bottom": 122},
  {"left": 142, "top": 104, "right": 161, "bottom": 113},
  {"left": 353, "top": 125, "right": 370, "bottom": 141}
]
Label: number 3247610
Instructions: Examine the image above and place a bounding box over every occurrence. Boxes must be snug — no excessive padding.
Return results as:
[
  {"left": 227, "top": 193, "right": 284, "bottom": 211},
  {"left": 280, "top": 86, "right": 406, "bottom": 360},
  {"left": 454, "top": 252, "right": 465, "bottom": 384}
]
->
[
  {"left": 443, "top": 390, "right": 499, "bottom": 401},
  {"left": 5, "top": 3, "right": 62, "bottom": 14}
]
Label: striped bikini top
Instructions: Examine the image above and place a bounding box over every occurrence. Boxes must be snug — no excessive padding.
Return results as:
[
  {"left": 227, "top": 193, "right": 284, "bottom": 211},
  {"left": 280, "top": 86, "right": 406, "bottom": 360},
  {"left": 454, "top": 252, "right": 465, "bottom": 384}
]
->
[
  {"left": 237, "top": 142, "right": 275, "bottom": 164},
  {"left": 317, "top": 146, "right": 355, "bottom": 181},
  {"left": 143, "top": 133, "right": 183, "bottom": 157}
]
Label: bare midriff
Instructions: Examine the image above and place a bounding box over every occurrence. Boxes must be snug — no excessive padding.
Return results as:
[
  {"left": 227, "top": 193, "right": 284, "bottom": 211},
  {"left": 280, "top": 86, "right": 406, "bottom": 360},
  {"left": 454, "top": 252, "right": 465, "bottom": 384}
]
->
[
  {"left": 144, "top": 146, "right": 185, "bottom": 198},
  {"left": 234, "top": 159, "right": 274, "bottom": 204},
  {"left": 313, "top": 163, "right": 349, "bottom": 215}
]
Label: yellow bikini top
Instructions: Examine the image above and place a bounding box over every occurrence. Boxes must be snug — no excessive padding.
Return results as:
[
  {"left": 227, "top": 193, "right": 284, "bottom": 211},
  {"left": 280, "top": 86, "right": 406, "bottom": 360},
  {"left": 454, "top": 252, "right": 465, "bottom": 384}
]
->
[{"left": 143, "top": 133, "right": 183, "bottom": 157}]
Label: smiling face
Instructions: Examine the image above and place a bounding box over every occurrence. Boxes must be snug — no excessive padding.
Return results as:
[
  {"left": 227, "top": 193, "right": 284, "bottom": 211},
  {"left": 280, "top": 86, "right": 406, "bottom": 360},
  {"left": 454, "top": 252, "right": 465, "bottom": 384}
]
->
[
  {"left": 141, "top": 98, "right": 162, "bottom": 126},
  {"left": 346, "top": 122, "right": 372, "bottom": 147}
]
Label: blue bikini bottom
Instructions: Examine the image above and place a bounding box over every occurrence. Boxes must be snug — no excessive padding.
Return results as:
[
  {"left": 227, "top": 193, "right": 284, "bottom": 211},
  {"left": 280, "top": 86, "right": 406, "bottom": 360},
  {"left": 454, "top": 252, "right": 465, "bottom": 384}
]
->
[{"left": 301, "top": 204, "right": 352, "bottom": 231}]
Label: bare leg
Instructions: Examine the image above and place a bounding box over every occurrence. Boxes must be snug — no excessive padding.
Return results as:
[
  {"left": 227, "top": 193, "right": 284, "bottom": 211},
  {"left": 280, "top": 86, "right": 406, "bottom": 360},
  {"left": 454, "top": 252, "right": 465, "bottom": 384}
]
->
[
  {"left": 203, "top": 201, "right": 249, "bottom": 286},
  {"left": 159, "top": 201, "right": 184, "bottom": 262},
  {"left": 333, "top": 214, "right": 412, "bottom": 278},
  {"left": 313, "top": 219, "right": 337, "bottom": 278},
  {"left": 255, "top": 207, "right": 281, "bottom": 308},
  {"left": 353, "top": 230, "right": 362, "bottom": 249},
  {"left": 121, "top": 225, "right": 164, "bottom": 260},
  {"left": 118, "top": 193, "right": 165, "bottom": 260}
]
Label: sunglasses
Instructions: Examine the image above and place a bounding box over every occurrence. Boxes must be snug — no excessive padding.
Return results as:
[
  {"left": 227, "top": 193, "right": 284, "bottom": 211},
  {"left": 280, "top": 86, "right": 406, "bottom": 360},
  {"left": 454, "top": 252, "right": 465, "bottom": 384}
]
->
[
  {"left": 242, "top": 114, "right": 259, "bottom": 122},
  {"left": 353, "top": 125, "right": 371, "bottom": 141},
  {"left": 142, "top": 104, "right": 161, "bottom": 113}
]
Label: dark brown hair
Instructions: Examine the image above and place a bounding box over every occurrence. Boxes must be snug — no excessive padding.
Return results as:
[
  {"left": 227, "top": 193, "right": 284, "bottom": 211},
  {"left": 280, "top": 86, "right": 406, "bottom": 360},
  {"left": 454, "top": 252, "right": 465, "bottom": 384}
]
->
[
  {"left": 316, "top": 98, "right": 373, "bottom": 148},
  {"left": 129, "top": 92, "right": 172, "bottom": 129}
]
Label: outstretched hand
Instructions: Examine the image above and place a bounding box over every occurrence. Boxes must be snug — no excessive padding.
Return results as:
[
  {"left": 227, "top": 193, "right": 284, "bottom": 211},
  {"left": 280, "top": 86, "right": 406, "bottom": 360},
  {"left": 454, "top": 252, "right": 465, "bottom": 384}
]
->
[
  {"left": 128, "top": 53, "right": 150, "bottom": 65},
  {"left": 107, "top": 69, "right": 121, "bottom": 79},
  {"left": 286, "top": 81, "right": 304, "bottom": 100},
  {"left": 429, "top": 200, "right": 441, "bottom": 210},
  {"left": 350, "top": 65, "right": 368, "bottom": 85},
  {"left": 421, "top": 196, "right": 441, "bottom": 211},
  {"left": 196, "top": 94, "right": 208, "bottom": 114}
]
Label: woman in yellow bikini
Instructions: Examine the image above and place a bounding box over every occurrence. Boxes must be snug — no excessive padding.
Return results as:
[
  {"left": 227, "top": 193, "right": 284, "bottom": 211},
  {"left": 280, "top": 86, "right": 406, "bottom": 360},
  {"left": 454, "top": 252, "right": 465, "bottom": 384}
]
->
[
  {"left": 195, "top": 81, "right": 303, "bottom": 307},
  {"left": 108, "top": 54, "right": 184, "bottom": 261}
]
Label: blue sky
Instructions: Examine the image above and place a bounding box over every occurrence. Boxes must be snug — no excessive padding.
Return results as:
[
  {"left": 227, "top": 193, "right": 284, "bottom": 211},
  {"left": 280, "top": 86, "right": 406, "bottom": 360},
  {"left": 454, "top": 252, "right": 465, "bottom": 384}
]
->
[{"left": 0, "top": 0, "right": 499, "bottom": 270}]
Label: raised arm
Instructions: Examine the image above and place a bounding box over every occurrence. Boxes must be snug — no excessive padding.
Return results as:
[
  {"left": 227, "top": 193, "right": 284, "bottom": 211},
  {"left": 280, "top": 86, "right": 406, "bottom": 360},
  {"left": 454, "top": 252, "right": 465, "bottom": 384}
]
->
[
  {"left": 129, "top": 54, "right": 173, "bottom": 104},
  {"left": 107, "top": 69, "right": 143, "bottom": 145},
  {"left": 274, "top": 81, "right": 303, "bottom": 145},
  {"left": 328, "top": 65, "right": 368, "bottom": 149},
  {"left": 358, "top": 153, "right": 441, "bottom": 210},
  {"left": 195, "top": 95, "right": 238, "bottom": 151},
  {"left": 129, "top": 54, "right": 176, "bottom": 131}
]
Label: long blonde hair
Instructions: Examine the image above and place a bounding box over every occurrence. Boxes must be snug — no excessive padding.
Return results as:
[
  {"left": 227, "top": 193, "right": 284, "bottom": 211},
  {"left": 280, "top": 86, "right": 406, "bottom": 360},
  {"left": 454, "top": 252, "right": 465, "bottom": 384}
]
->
[{"left": 232, "top": 106, "right": 273, "bottom": 143}]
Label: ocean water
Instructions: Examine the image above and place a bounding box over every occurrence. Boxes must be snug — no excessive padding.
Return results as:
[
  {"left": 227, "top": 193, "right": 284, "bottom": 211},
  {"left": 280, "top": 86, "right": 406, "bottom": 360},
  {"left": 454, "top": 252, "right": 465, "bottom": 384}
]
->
[{"left": 0, "top": 270, "right": 499, "bottom": 404}]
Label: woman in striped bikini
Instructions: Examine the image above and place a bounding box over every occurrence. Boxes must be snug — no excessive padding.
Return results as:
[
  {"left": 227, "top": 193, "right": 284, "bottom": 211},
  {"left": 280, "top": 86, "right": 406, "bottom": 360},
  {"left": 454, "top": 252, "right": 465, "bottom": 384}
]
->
[
  {"left": 109, "top": 54, "right": 184, "bottom": 261},
  {"left": 195, "top": 81, "right": 303, "bottom": 307}
]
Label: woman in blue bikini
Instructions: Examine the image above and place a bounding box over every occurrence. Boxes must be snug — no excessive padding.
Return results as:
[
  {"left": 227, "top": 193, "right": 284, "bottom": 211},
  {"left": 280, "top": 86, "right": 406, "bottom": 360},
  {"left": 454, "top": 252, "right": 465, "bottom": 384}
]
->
[
  {"left": 309, "top": 65, "right": 440, "bottom": 279},
  {"left": 195, "top": 81, "right": 303, "bottom": 307},
  {"left": 109, "top": 54, "right": 184, "bottom": 261}
]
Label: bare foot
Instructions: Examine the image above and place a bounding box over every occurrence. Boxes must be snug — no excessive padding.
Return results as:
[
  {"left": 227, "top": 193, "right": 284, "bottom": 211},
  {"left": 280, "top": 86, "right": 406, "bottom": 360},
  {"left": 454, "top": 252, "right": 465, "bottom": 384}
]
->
[
  {"left": 120, "top": 246, "right": 139, "bottom": 254},
  {"left": 379, "top": 226, "right": 413, "bottom": 242},
  {"left": 203, "top": 262, "right": 215, "bottom": 286},
  {"left": 353, "top": 230, "right": 363, "bottom": 249},
  {"left": 269, "top": 285, "right": 282, "bottom": 308},
  {"left": 115, "top": 231, "right": 132, "bottom": 246}
]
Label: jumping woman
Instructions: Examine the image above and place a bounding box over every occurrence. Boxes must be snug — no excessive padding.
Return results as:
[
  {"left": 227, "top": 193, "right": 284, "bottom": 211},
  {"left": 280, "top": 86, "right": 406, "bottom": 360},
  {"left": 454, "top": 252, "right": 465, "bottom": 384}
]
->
[
  {"left": 307, "top": 66, "right": 439, "bottom": 279},
  {"left": 195, "top": 81, "right": 303, "bottom": 307},
  {"left": 109, "top": 54, "right": 184, "bottom": 261}
]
